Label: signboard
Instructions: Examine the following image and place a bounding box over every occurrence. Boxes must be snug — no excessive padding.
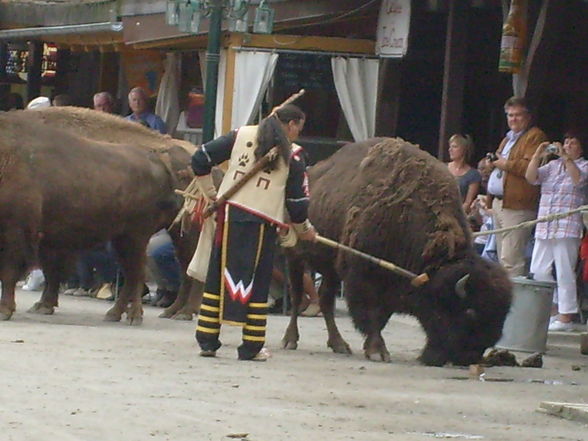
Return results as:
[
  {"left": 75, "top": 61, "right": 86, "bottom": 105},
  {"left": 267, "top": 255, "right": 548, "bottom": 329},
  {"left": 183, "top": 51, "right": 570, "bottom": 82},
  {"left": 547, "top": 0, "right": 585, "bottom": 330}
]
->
[
  {"left": 275, "top": 53, "right": 335, "bottom": 91},
  {"left": 375, "top": 0, "right": 411, "bottom": 58}
]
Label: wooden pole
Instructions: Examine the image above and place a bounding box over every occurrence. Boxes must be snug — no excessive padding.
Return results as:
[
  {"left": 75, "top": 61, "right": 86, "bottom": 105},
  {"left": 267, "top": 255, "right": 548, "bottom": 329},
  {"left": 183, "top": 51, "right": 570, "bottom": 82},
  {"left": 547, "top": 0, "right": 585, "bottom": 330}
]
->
[{"left": 315, "top": 235, "right": 429, "bottom": 287}]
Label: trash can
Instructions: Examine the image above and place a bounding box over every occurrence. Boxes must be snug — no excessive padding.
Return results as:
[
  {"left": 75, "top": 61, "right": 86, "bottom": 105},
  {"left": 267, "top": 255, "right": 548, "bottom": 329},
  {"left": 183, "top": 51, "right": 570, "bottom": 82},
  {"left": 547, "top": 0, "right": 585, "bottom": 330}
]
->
[{"left": 495, "top": 277, "right": 555, "bottom": 353}]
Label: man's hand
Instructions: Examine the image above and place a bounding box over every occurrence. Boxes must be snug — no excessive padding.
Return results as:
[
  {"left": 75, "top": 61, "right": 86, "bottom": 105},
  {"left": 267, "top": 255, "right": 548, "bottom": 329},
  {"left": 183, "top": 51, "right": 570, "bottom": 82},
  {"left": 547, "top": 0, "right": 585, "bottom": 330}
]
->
[
  {"left": 297, "top": 226, "right": 317, "bottom": 242},
  {"left": 492, "top": 157, "right": 508, "bottom": 170}
]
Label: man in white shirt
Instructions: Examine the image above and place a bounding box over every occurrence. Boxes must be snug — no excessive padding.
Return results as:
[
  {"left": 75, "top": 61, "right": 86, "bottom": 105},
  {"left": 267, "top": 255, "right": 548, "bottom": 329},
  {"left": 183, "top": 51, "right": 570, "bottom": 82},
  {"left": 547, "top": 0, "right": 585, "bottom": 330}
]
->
[{"left": 485, "top": 97, "right": 547, "bottom": 277}]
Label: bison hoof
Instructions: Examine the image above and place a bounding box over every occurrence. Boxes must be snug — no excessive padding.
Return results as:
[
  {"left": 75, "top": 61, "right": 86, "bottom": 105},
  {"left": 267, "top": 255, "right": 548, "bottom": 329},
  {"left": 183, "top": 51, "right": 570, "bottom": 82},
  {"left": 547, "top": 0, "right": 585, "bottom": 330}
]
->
[
  {"left": 127, "top": 315, "right": 143, "bottom": 326},
  {"left": 365, "top": 349, "right": 391, "bottom": 363},
  {"left": 418, "top": 346, "right": 449, "bottom": 367},
  {"left": 27, "top": 302, "right": 54, "bottom": 315},
  {"left": 159, "top": 308, "right": 175, "bottom": 319},
  {"left": 170, "top": 311, "right": 194, "bottom": 321},
  {"left": 328, "top": 339, "right": 352, "bottom": 355},
  {"left": 0, "top": 309, "right": 14, "bottom": 321},
  {"left": 282, "top": 339, "right": 298, "bottom": 350},
  {"left": 103, "top": 311, "right": 122, "bottom": 322}
]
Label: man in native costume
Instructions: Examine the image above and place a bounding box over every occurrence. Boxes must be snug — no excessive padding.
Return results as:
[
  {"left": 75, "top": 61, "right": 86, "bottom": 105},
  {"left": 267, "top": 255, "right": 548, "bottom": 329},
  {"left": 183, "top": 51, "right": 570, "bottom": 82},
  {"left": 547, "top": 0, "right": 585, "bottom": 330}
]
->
[{"left": 190, "top": 104, "right": 316, "bottom": 361}]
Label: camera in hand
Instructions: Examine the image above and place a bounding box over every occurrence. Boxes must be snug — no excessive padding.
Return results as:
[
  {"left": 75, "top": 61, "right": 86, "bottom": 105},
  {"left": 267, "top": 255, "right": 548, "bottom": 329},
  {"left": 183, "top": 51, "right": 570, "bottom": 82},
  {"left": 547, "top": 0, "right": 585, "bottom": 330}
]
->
[
  {"left": 486, "top": 152, "right": 499, "bottom": 162},
  {"left": 546, "top": 143, "right": 559, "bottom": 154}
]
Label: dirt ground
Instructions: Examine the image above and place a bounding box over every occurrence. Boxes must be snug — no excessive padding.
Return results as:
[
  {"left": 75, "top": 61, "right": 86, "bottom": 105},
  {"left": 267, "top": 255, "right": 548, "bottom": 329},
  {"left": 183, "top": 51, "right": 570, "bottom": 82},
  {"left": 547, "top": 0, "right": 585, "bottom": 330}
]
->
[{"left": 1, "top": 289, "right": 587, "bottom": 441}]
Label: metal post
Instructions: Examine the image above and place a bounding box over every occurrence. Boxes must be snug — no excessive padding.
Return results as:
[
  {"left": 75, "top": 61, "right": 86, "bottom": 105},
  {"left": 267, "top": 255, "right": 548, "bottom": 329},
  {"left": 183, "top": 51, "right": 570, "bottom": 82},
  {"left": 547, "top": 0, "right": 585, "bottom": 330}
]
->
[{"left": 202, "top": 0, "right": 224, "bottom": 143}]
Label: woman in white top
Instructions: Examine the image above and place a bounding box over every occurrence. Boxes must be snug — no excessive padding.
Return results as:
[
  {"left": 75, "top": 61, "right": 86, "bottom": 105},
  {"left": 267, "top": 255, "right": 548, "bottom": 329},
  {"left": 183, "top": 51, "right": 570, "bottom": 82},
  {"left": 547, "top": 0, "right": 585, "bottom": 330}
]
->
[
  {"left": 447, "top": 134, "right": 481, "bottom": 214},
  {"left": 526, "top": 131, "right": 588, "bottom": 331}
]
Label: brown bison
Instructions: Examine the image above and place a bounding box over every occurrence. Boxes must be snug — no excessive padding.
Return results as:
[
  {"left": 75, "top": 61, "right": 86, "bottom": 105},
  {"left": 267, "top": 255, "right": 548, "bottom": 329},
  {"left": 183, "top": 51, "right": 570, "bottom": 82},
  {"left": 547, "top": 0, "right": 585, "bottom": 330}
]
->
[
  {"left": 19, "top": 106, "right": 205, "bottom": 320},
  {"left": 0, "top": 109, "right": 201, "bottom": 323},
  {"left": 283, "top": 138, "right": 512, "bottom": 366}
]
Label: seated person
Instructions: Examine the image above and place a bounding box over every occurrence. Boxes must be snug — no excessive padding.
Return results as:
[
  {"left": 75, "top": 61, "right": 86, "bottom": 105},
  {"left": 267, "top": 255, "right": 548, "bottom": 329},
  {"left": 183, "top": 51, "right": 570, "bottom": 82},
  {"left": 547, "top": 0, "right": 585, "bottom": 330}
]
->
[
  {"left": 146, "top": 229, "right": 181, "bottom": 307},
  {"left": 64, "top": 242, "right": 119, "bottom": 298}
]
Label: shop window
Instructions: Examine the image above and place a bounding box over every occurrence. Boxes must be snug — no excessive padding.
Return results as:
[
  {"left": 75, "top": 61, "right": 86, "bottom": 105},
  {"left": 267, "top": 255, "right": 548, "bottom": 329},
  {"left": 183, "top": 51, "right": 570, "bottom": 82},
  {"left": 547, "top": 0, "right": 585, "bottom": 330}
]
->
[{"left": 272, "top": 53, "right": 352, "bottom": 164}]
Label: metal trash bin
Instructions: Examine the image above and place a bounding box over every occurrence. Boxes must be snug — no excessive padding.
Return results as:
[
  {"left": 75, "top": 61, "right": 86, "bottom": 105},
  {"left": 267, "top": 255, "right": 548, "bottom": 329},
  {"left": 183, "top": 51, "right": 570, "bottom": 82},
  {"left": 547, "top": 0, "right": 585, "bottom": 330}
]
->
[{"left": 495, "top": 276, "right": 555, "bottom": 353}]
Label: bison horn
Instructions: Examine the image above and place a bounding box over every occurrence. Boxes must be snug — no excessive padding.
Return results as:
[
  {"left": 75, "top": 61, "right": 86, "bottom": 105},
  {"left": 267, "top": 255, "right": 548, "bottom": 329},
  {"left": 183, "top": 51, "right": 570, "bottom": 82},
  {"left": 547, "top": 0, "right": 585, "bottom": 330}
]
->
[{"left": 455, "top": 274, "right": 470, "bottom": 299}]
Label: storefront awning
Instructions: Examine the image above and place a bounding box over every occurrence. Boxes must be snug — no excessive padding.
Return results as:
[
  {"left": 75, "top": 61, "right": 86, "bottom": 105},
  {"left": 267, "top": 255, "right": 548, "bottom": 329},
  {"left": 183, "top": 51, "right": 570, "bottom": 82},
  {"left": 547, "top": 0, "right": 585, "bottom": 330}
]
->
[{"left": 0, "top": 22, "right": 124, "bottom": 49}]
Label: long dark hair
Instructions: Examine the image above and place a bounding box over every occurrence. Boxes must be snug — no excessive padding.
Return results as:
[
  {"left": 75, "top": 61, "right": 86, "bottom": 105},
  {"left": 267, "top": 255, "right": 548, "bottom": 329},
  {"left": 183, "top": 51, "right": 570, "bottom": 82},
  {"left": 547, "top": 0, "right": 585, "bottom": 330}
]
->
[{"left": 255, "top": 104, "right": 305, "bottom": 169}]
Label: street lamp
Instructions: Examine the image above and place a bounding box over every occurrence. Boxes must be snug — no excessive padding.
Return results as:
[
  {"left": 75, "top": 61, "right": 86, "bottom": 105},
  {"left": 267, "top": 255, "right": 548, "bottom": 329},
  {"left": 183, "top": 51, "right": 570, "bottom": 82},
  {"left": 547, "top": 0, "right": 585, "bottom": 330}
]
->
[
  {"left": 166, "top": 1, "right": 275, "bottom": 35},
  {"left": 253, "top": 0, "right": 275, "bottom": 34}
]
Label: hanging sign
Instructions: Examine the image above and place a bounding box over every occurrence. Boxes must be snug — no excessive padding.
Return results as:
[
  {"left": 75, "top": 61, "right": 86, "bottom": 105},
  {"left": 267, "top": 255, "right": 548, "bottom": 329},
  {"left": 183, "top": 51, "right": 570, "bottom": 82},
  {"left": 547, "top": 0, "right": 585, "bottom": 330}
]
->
[{"left": 375, "top": 0, "right": 411, "bottom": 58}]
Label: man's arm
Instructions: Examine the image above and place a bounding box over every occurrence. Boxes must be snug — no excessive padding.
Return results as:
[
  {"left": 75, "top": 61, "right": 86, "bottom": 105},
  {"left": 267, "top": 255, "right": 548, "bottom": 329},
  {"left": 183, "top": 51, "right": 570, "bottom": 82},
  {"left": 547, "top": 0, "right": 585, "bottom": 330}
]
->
[
  {"left": 191, "top": 131, "right": 236, "bottom": 201},
  {"left": 285, "top": 151, "right": 316, "bottom": 241},
  {"left": 191, "top": 132, "right": 236, "bottom": 176}
]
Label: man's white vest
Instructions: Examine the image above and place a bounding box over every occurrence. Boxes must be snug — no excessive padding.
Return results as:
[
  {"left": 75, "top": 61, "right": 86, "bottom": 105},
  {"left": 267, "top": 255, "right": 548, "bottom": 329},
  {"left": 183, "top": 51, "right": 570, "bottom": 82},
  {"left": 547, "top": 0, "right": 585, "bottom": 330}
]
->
[{"left": 218, "top": 125, "right": 298, "bottom": 226}]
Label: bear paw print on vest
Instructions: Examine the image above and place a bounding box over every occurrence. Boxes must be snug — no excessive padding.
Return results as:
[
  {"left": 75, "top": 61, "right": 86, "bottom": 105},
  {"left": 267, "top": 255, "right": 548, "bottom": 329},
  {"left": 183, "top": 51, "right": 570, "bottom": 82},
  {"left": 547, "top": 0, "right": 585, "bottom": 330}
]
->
[{"left": 238, "top": 154, "right": 250, "bottom": 167}]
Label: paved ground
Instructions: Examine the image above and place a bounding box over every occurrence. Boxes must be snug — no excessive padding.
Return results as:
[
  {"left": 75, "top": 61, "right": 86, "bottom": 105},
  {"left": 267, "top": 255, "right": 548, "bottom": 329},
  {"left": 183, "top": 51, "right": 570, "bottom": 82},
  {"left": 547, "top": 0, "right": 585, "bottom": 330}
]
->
[{"left": 1, "top": 289, "right": 587, "bottom": 441}]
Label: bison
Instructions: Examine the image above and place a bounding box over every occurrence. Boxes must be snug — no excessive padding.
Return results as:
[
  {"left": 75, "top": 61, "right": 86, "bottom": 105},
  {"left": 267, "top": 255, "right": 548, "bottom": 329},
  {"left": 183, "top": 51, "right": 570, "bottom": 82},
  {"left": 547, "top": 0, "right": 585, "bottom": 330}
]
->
[
  {"left": 283, "top": 138, "right": 512, "bottom": 366},
  {"left": 0, "top": 109, "right": 201, "bottom": 323},
  {"left": 19, "top": 106, "right": 206, "bottom": 320}
]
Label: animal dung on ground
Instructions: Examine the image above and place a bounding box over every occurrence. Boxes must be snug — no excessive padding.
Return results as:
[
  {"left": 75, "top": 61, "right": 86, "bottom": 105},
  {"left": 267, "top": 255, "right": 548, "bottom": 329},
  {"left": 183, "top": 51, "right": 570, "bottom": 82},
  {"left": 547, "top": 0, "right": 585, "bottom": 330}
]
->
[
  {"left": 520, "top": 352, "right": 543, "bottom": 368},
  {"left": 483, "top": 349, "right": 519, "bottom": 367},
  {"left": 483, "top": 349, "right": 543, "bottom": 368}
]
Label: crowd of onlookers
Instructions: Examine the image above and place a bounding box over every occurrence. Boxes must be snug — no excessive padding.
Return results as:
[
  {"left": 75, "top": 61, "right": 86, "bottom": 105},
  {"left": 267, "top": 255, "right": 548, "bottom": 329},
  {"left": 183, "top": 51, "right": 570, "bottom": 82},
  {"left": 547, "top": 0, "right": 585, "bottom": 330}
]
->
[{"left": 447, "top": 96, "right": 588, "bottom": 332}]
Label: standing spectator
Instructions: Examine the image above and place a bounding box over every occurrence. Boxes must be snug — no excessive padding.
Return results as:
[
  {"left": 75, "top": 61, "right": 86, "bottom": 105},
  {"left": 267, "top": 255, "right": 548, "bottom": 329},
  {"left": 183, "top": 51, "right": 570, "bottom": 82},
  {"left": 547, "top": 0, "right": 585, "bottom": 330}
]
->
[
  {"left": 526, "top": 132, "right": 588, "bottom": 331},
  {"left": 447, "top": 134, "right": 481, "bottom": 214},
  {"left": 485, "top": 96, "right": 547, "bottom": 276},
  {"left": 126, "top": 87, "right": 167, "bottom": 134},
  {"left": 191, "top": 104, "right": 316, "bottom": 361},
  {"left": 93, "top": 91, "right": 115, "bottom": 113}
]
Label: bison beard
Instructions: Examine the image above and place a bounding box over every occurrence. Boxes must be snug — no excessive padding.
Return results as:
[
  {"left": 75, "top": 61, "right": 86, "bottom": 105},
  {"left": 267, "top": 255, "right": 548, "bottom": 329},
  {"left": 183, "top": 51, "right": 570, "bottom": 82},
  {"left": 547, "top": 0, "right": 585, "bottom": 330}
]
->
[{"left": 283, "top": 138, "right": 512, "bottom": 366}]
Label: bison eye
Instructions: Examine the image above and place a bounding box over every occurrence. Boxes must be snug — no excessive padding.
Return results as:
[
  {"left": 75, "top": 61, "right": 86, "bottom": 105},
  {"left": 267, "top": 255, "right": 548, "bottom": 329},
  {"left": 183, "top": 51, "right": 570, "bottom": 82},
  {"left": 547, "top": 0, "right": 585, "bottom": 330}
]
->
[{"left": 465, "top": 308, "right": 477, "bottom": 321}]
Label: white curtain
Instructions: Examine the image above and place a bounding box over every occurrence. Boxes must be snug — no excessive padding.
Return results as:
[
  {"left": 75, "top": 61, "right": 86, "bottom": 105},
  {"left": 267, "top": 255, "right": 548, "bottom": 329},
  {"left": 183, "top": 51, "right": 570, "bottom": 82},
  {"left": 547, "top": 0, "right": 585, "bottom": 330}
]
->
[
  {"left": 198, "top": 50, "right": 207, "bottom": 90},
  {"left": 231, "top": 51, "right": 279, "bottom": 129},
  {"left": 331, "top": 57, "right": 379, "bottom": 141},
  {"left": 155, "top": 52, "right": 181, "bottom": 137},
  {"left": 214, "top": 50, "right": 228, "bottom": 138}
]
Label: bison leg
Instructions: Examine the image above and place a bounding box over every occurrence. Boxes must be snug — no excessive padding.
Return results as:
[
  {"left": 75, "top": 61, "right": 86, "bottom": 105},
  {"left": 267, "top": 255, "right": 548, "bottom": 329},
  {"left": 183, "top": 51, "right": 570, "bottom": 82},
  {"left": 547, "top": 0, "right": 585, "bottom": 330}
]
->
[
  {"left": 161, "top": 277, "right": 203, "bottom": 320},
  {"left": 282, "top": 258, "right": 305, "bottom": 350},
  {"left": 28, "top": 249, "right": 72, "bottom": 315},
  {"left": 162, "top": 224, "right": 199, "bottom": 320},
  {"left": 0, "top": 270, "right": 19, "bottom": 321},
  {"left": 345, "top": 276, "right": 391, "bottom": 362},
  {"left": 107, "top": 234, "right": 148, "bottom": 325},
  {"left": 418, "top": 343, "right": 450, "bottom": 367},
  {"left": 320, "top": 270, "right": 351, "bottom": 355}
]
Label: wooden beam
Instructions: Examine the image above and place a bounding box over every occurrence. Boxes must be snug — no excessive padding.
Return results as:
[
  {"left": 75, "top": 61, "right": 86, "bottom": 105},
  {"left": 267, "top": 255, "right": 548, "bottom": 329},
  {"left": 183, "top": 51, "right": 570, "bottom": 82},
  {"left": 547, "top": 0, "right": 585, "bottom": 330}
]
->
[
  {"left": 375, "top": 58, "right": 402, "bottom": 137},
  {"left": 235, "top": 33, "right": 375, "bottom": 54},
  {"left": 131, "top": 32, "right": 375, "bottom": 55},
  {"left": 438, "top": 0, "right": 469, "bottom": 161},
  {"left": 221, "top": 35, "right": 241, "bottom": 133},
  {"left": 26, "top": 41, "right": 42, "bottom": 103}
]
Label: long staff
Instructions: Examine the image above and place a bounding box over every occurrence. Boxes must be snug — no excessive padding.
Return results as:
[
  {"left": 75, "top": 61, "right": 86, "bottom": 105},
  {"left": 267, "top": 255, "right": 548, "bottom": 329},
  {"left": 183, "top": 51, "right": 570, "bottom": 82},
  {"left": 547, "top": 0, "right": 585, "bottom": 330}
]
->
[
  {"left": 315, "top": 235, "right": 430, "bottom": 287},
  {"left": 201, "top": 146, "right": 278, "bottom": 218}
]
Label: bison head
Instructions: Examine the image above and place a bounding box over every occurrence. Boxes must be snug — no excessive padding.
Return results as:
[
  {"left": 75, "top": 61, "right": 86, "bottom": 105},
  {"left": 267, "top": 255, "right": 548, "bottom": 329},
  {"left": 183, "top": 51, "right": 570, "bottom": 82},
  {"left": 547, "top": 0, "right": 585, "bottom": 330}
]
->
[{"left": 416, "top": 254, "right": 512, "bottom": 366}]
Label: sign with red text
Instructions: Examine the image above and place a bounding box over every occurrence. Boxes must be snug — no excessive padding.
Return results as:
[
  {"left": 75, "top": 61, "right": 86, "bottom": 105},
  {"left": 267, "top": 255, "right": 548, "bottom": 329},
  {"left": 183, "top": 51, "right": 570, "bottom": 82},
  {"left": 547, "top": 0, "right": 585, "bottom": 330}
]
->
[{"left": 376, "top": 0, "right": 411, "bottom": 58}]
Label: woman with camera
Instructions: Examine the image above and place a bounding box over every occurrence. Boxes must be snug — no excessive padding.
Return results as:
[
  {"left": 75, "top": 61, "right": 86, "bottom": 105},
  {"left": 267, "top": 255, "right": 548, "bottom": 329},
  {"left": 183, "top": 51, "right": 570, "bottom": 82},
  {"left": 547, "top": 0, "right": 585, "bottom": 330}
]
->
[
  {"left": 447, "top": 134, "right": 481, "bottom": 214},
  {"left": 525, "top": 132, "right": 588, "bottom": 331}
]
